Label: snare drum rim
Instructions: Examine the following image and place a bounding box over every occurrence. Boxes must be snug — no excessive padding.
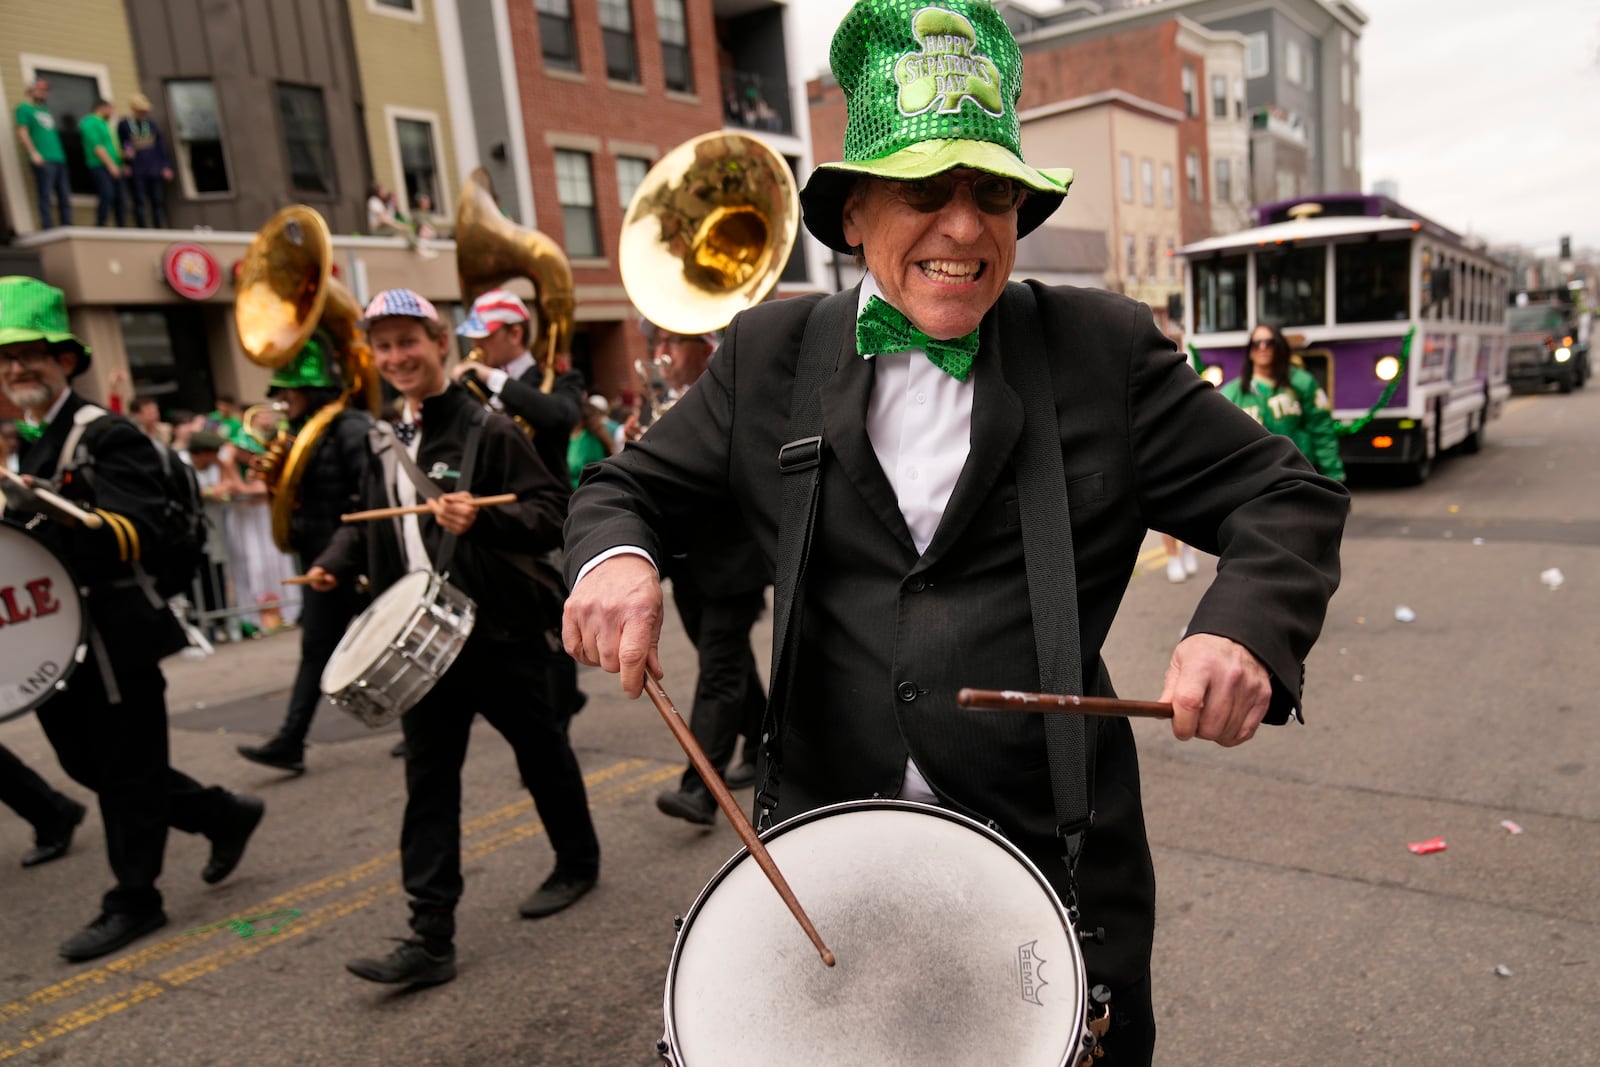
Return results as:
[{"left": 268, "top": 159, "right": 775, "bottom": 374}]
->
[
  {"left": 1, "top": 519, "right": 89, "bottom": 724},
  {"left": 660, "top": 798, "right": 1087, "bottom": 1067}
]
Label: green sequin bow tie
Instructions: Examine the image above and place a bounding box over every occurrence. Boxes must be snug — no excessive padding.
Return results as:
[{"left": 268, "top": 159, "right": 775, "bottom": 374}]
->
[
  {"left": 16, "top": 420, "right": 45, "bottom": 443},
  {"left": 856, "top": 296, "right": 979, "bottom": 382}
]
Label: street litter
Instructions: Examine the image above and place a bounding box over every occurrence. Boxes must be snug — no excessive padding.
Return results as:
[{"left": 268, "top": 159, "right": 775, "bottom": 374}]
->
[
  {"left": 1472, "top": 537, "right": 1485, "bottom": 545},
  {"left": 1407, "top": 837, "right": 1447, "bottom": 855},
  {"left": 1494, "top": 965, "right": 1513, "bottom": 978},
  {"left": 1539, "top": 568, "right": 1564, "bottom": 591},
  {"left": 1394, "top": 605, "right": 1416, "bottom": 622},
  {"left": 1352, "top": 675, "right": 1364, "bottom": 682},
  {"left": 1500, "top": 820, "right": 1524, "bottom": 835}
]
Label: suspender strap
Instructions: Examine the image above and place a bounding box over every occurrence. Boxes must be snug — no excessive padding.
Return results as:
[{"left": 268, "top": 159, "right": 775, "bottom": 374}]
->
[
  {"left": 370, "top": 414, "right": 486, "bottom": 578},
  {"left": 760, "top": 290, "right": 855, "bottom": 827},
  {"left": 1003, "top": 282, "right": 1093, "bottom": 882},
  {"left": 434, "top": 412, "right": 485, "bottom": 579}
]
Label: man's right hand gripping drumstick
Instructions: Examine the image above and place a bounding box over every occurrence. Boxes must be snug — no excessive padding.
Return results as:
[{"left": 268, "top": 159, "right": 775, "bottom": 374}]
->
[
  {"left": 562, "top": 554, "right": 665, "bottom": 698},
  {"left": 303, "top": 566, "right": 339, "bottom": 593}
]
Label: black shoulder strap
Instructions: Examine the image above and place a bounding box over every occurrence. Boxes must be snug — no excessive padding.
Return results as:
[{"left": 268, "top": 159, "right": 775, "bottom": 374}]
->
[
  {"left": 1005, "top": 282, "right": 1092, "bottom": 890},
  {"left": 759, "top": 290, "right": 856, "bottom": 826},
  {"left": 433, "top": 408, "right": 486, "bottom": 579}
]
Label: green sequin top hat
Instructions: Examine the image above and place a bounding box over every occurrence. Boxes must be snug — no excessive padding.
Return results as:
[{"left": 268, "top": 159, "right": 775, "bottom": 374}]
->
[
  {"left": 0, "top": 275, "right": 92, "bottom": 376},
  {"left": 801, "top": 0, "right": 1074, "bottom": 254},
  {"left": 268, "top": 332, "right": 339, "bottom": 392}
]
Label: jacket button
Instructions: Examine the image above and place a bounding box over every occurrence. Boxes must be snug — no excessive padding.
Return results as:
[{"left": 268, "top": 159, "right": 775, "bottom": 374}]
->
[
  {"left": 897, "top": 681, "right": 918, "bottom": 702},
  {"left": 906, "top": 575, "right": 927, "bottom": 593}
]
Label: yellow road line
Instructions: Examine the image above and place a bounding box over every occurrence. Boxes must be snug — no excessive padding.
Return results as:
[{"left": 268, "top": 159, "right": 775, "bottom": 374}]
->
[{"left": 0, "top": 758, "right": 658, "bottom": 1034}]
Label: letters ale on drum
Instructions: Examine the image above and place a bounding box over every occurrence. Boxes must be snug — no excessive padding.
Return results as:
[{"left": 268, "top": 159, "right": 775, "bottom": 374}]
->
[{"left": 3, "top": 574, "right": 68, "bottom": 701}]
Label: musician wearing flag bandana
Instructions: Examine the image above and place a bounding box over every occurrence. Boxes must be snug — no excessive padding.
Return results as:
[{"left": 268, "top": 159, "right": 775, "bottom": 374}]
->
[
  {"left": 561, "top": 2, "right": 1348, "bottom": 1061},
  {"left": 308, "top": 289, "right": 600, "bottom": 988}
]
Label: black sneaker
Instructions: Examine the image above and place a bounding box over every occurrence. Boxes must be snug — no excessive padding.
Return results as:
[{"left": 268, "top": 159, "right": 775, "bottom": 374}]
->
[
  {"left": 202, "top": 794, "right": 265, "bottom": 885},
  {"left": 519, "top": 868, "right": 597, "bottom": 919},
  {"left": 237, "top": 738, "right": 306, "bottom": 775},
  {"left": 59, "top": 911, "right": 168, "bottom": 962},
  {"left": 345, "top": 938, "right": 456, "bottom": 986},
  {"left": 656, "top": 786, "right": 716, "bottom": 826},
  {"left": 22, "top": 798, "right": 88, "bottom": 868}
]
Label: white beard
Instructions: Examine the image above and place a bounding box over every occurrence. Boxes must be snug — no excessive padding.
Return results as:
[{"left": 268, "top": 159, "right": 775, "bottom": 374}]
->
[{"left": 3, "top": 380, "right": 54, "bottom": 412}]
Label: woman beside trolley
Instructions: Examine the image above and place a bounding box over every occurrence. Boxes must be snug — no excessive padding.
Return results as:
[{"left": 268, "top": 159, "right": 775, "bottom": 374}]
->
[{"left": 1220, "top": 324, "right": 1346, "bottom": 482}]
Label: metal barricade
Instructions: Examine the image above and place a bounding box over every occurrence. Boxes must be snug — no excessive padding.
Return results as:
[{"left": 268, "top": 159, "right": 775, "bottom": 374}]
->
[{"left": 171, "top": 495, "right": 303, "bottom": 652}]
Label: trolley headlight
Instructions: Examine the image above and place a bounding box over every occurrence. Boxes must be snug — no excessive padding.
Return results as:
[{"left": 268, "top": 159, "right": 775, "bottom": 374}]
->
[
  {"left": 1375, "top": 355, "right": 1401, "bottom": 381},
  {"left": 1554, "top": 346, "right": 1572, "bottom": 363},
  {"left": 1200, "top": 364, "right": 1225, "bottom": 387}
]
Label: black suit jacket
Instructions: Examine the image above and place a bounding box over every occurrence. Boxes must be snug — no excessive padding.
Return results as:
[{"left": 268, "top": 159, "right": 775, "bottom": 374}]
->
[
  {"left": 494, "top": 365, "right": 585, "bottom": 488},
  {"left": 565, "top": 282, "right": 1348, "bottom": 986}
]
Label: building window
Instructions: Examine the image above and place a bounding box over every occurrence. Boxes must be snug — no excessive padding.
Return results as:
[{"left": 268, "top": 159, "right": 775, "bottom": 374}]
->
[
  {"left": 599, "top": 0, "right": 639, "bottom": 83},
  {"left": 1145, "top": 236, "right": 1158, "bottom": 282},
  {"left": 1120, "top": 152, "right": 1133, "bottom": 202},
  {"left": 394, "top": 115, "right": 442, "bottom": 215},
  {"left": 166, "top": 79, "right": 230, "bottom": 197},
  {"left": 277, "top": 84, "right": 336, "bottom": 196},
  {"left": 1215, "top": 158, "right": 1231, "bottom": 203},
  {"left": 1181, "top": 65, "right": 1196, "bottom": 118},
  {"left": 28, "top": 67, "right": 104, "bottom": 197},
  {"left": 1286, "top": 40, "right": 1304, "bottom": 87},
  {"left": 1161, "top": 163, "right": 1174, "bottom": 207},
  {"left": 1124, "top": 233, "right": 1138, "bottom": 288},
  {"left": 1233, "top": 77, "right": 1245, "bottom": 119},
  {"left": 616, "top": 155, "right": 650, "bottom": 207},
  {"left": 1186, "top": 151, "right": 1201, "bottom": 202},
  {"left": 1211, "top": 74, "right": 1228, "bottom": 119},
  {"left": 1166, "top": 237, "right": 1177, "bottom": 283},
  {"left": 372, "top": 0, "right": 415, "bottom": 9},
  {"left": 657, "top": 0, "right": 693, "bottom": 93},
  {"left": 1141, "top": 159, "right": 1154, "bottom": 205},
  {"left": 555, "top": 149, "right": 600, "bottom": 257},
  {"left": 1341, "top": 63, "right": 1350, "bottom": 105},
  {"left": 1245, "top": 33, "right": 1268, "bottom": 78},
  {"left": 538, "top": 0, "right": 578, "bottom": 71},
  {"left": 369, "top": 0, "right": 420, "bottom": 16}
]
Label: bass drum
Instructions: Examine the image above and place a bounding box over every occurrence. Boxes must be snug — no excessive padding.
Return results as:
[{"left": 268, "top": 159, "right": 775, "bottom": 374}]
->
[
  {"left": 662, "top": 800, "right": 1091, "bottom": 1067},
  {"left": 0, "top": 520, "right": 87, "bottom": 722}
]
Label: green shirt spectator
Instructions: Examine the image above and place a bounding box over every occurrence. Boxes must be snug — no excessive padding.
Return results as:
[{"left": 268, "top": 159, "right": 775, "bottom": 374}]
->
[
  {"left": 14, "top": 99, "right": 65, "bottom": 163},
  {"left": 79, "top": 111, "right": 122, "bottom": 170}
]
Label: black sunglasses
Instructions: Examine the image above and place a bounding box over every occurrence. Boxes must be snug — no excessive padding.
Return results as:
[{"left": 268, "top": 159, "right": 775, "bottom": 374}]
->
[{"left": 892, "top": 173, "right": 1025, "bottom": 215}]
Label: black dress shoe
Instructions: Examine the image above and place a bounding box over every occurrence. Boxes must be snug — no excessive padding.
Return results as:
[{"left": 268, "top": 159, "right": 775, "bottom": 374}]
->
[
  {"left": 345, "top": 938, "right": 456, "bottom": 986},
  {"left": 656, "top": 786, "right": 716, "bottom": 826},
  {"left": 723, "top": 759, "right": 758, "bottom": 790},
  {"left": 22, "top": 798, "right": 88, "bottom": 868},
  {"left": 202, "top": 794, "right": 265, "bottom": 885},
  {"left": 237, "top": 738, "right": 306, "bottom": 775},
  {"left": 519, "top": 868, "right": 597, "bottom": 919},
  {"left": 59, "top": 911, "right": 168, "bottom": 962}
]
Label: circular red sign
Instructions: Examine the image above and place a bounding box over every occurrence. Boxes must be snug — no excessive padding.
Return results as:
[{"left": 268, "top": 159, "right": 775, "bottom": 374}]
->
[{"left": 162, "top": 243, "right": 221, "bottom": 300}]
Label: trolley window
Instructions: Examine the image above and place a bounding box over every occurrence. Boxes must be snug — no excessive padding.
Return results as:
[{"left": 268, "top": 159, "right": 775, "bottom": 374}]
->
[
  {"left": 1335, "top": 238, "right": 1411, "bottom": 323},
  {"left": 1256, "top": 244, "right": 1326, "bottom": 327},
  {"left": 1193, "top": 254, "right": 1247, "bottom": 333}
]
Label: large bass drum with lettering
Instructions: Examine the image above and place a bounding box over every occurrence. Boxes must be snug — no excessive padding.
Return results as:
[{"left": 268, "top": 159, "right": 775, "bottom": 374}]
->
[
  {"left": 0, "top": 521, "right": 87, "bottom": 722},
  {"left": 660, "top": 800, "right": 1093, "bottom": 1066}
]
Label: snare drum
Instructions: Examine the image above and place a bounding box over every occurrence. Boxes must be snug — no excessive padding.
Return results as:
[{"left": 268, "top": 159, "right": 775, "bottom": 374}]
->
[
  {"left": 0, "top": 521, "right": 87, "bottom": 723},
  {"left": 320, "top": 569, "right": 474, "bottom": 728},
  {"left": 662, "top": 800, "right": 1092, "bottom": 1067}
]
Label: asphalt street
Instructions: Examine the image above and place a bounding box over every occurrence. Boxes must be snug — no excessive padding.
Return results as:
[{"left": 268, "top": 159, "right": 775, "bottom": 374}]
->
[{"left": 1, "top": 383, "right": 1596, "bottom": 1066}]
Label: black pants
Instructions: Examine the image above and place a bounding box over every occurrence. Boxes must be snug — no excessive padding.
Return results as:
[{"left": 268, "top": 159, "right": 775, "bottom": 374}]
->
[
  {"left": 127, "top": 174, "right": 166, "bottom": 227},
  {"left": 91, "top": 167, "right": 125, "bottom": 227},
  {"left": 1093, "top": 970, "right": 1155, "bottom": 1066},
  {"left": 275, "top": 584, "right": 364, "bottom": 749},
  {"left": 36, "top": 653, "right": 236, "bottom": 916},
  {"left": 0, "top": 742, "right": 80, "bottom": 839},
  {"left": 669, "top": 580, "right": 766, "bottom": 793},
  {"left": 399, "top": 635, "right": 600, "bottom": 944}
]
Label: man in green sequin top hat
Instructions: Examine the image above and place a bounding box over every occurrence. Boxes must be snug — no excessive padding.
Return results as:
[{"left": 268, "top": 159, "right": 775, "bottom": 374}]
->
[{"left": 563, "top": 4, "right": 1349, "bottom": 1063}]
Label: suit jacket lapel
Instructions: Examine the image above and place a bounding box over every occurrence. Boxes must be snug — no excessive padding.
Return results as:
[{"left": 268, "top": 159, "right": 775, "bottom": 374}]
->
[
  {"left": 916, "top": 304, "right": 1023, "bottom": 572},
  {"left": 19, "top": 392, "right": 86, "bottom": 479}
]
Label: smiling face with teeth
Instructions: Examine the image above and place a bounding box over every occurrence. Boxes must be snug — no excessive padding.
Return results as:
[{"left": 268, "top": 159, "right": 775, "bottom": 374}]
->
[{"left": 841, "top": 168, "right": 1019, "bottom": 342}]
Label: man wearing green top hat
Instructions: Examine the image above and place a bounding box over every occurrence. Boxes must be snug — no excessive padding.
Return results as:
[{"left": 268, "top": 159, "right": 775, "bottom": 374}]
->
[
  {"left": 0, "top": 276, "right": 265, "bottom": 962},
  {"left": 563, "top": 3, "right": 1348, "bottom": 1060},
  {"left": 236, "top": 333, "right": 374, "bottom": 774}
]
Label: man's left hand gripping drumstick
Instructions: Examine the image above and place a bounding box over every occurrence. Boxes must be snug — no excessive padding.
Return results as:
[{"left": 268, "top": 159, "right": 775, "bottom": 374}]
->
[{"left": 563, "top": 554, "right": 664, "bottom": 699}]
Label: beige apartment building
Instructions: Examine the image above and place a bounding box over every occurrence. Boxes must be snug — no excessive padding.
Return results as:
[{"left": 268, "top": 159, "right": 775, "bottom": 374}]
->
[{"left": 1021, "top": 90, "right": 1184, "bottom": 323}]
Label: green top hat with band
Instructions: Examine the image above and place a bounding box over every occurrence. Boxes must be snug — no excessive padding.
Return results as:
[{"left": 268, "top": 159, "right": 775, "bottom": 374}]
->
[
  {"left": 268, "top": 332, "right": 339, "bottom": 392},
  {"left": 0, "top": 275, "right": 92, "bottom": 376},
  {"left": 801, "top": 0, "right": 1074, "bottom": 253}
]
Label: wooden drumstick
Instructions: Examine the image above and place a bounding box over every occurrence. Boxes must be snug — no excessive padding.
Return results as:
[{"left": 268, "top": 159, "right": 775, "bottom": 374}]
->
[
  {"left": 956, "top": 688, "right": 1175, "bottom": 719},
  {"left": 0, "top": 467, "right": 104, "bottom": 528},
  {"left": 281, "top": 575, "right": 319, "bottom": 586},
  {"left": 340, "top": 493, "right": 518, "bottom": 523},
  {"left": 642, "top": 675, "right": 836, "bottom": 968}
]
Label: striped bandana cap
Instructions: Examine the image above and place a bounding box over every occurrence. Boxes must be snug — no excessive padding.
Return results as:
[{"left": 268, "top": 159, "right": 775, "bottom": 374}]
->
[
  {"left": 456, "top": 289, "right": 531, "bottom": 338},
  {"left": 357, "top": 288, "right": 439, "bottom": 330}
]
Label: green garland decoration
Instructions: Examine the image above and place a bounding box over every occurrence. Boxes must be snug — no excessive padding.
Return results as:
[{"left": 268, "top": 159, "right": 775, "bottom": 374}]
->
[
  {"left": 1185, "top": 342, "right": 1204, "bottom": 375},
  {"left": 1334, "top": 326, "right": 1415, "bottom": 437}
]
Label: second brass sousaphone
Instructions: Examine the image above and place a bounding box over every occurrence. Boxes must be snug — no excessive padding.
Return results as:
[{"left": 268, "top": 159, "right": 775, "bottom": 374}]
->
[{"left": 619, "top": 131, "right": 799, "bottom": 339}]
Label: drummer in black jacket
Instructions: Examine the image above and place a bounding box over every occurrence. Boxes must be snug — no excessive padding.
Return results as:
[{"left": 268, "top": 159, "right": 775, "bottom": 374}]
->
[
  {"left": 237, "top": 334, "right": 374, "bottom": 774},
  {"left": 307, "top": 288, "right": 601, "bottom": 987},
  {"left": 0, "top": 275, "right": 264, "bottom": 963}
]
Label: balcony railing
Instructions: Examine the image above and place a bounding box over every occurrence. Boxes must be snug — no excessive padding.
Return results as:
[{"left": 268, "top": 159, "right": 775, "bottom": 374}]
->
[{"left": 721, "top": 69, "right": 793, "bottom": 136}]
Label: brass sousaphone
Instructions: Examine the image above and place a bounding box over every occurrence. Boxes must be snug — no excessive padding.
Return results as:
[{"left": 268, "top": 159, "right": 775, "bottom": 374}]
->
[{"left": 234, "top": 205, "right": 381, "bottom": 551}]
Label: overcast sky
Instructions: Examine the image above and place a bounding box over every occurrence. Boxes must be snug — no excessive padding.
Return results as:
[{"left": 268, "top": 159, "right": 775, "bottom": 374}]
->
[{"left": 793, "top": 0, "right": 1600, "bottom": 252}]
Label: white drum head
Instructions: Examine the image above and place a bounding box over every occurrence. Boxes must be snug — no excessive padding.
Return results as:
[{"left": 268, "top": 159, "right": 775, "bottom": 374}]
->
[
  {"left": 667, "top": 802, "right": 1085, "bottom": 1067},
  {"left": 1, "top": 524, "right": 85, "bottom": 720},
  {"left": 321, "top": 569, "right": 434, "bottom": 694}
]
